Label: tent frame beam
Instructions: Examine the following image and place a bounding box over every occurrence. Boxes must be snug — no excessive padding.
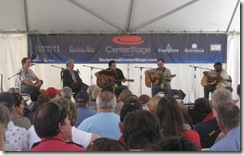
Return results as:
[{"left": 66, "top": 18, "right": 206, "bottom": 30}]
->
[{"left": 226, "top": 0, "right": 240, "bottom": 32}]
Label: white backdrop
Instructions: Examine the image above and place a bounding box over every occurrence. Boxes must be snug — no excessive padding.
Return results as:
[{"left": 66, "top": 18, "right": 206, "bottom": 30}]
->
[{"left": 0, "top": 34, "right": 240, "bottom": 103}]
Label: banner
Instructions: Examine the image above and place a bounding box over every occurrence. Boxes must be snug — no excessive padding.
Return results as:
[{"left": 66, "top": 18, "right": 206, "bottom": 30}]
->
[{"left": 28, "top": 34, "right": 227, "bottom": 64}]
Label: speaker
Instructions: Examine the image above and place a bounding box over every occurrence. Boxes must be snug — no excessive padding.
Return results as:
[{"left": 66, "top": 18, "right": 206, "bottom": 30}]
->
[{"left": 167, "top": 89, "right": 186, "bottom": 100}]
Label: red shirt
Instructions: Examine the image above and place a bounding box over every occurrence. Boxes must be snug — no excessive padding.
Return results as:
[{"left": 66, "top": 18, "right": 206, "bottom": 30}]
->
[
  {"left": 180, "top": 130, "right": 201, "bottom": 149},
  {"left": 202, "top": 111, "right": 214, "bottom": 122},
  {"left": 30, "top": 135, "right": 85, "bottom": 152}
]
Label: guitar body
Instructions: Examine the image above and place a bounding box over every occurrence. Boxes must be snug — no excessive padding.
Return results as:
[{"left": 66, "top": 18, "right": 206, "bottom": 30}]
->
[
  {"left": 96, "top": 73, "right": 134, "bottom": 88},
  {"left": 201, "top": 72, "right": 217, "bottom": 87},
  {"left": 145, "top": 73, "right": 176, "bottom": 88},
  {"left": 97, "top": 74, "right": 116, "bottom": 88}
]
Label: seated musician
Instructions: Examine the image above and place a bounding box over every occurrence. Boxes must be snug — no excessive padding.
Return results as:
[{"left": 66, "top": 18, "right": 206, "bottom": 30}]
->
[
  {"left": 203, "top": 62, "right": 230, "bottom": 99},
  {"left": 145, "top": 58, "right": 173, "bottom": 96},
  {"left": 95, "top": 60, "right": 128, "bottom": 91}
]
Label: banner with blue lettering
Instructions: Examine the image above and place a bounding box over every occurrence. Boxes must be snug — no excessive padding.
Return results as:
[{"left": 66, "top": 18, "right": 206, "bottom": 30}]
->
[{"left": 28, "top": 34, "right": 227, "bottom": 64}]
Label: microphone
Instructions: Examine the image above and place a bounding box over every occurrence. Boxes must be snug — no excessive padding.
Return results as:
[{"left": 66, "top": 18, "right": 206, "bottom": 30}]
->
[{"left": 31, "top": 64, "right": 35, "bottom": 66}]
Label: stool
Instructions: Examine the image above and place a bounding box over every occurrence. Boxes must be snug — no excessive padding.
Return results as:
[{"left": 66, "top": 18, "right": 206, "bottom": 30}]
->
[{"left": 157, "top": 84, "right": 165, "bottom": 97}]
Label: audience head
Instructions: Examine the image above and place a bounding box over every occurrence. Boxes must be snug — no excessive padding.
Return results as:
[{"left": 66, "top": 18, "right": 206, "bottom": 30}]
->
[
  {"left": 7, "top": 87, "right": 18, "bottom": 94},
  {"left": 0, "top": 104, "right": 10, "bottom": 127},
  {"left": 120, "top": 97, "right": 142, "bottom": 122},
  {"left": 91, "top": 87, "right": 101, "bottom": 100},
  {"left": 75, "top": 90, "right": 90, "bottom": 107},
  {"left": 156, "top": 96, "right": 184, "bottom": 137},
  {"left": 237, "top": 84, "right": 240, "bottom": 97},
  {"left": 118, "top": 89, "right": 133, "bottom": 102},
  {"left": 0, "top": 92, "right": 15, "bottom": 112},
  {"left": 211, "top": 88, "right": 233, "bottom": 116},
  {"left": 139, "top": 94, "right": 150, "bottom": 105},
  {"left": 216, "top": 102, "right": 240, "bottom": 134},
  {"left": 61, "top": 87, "right": 73, "bottom": 99},
  {"left": 86, "top": 138, "right": 129, "bottom": 151},
  {"left": 30, "top": 89, "right": 41, "bottom": 102},
  {"left": 37, "top": 94, "right": 50, "bottom": 106},
  {"left": 87, "top": 84, "right": 97, "bottom": 96},
  {"left": 145, "top": 136, "right": 199, "bottom": 151},
  {"left": 224, "top": 85, "right": 233, "bottom": 93},
  {"left": 12, "top": 93, "right": 25, "bottom": 115},
  {"left": 96, "top": 91, "right": 116, "bottom": 110},
  {"left": 0, "top": 124, "right": 4, "bottom": 151},
  {"left": 148, "top": 95, "right": 161, "bottom": 113},
  {"left": 122, "top": 110, "right": 161, "bottom": 150},
  {"left": 194, "top": 98, "right": 211, "bottom": 114},
  {"left": 34, "top": 101, "right": 71, "bottom": 140},
  {"left": 45, "top": 87, "right": 59, "bottom": 99},
  {"left": 54, "top": 98, "right": 77, "bottom": 127}
]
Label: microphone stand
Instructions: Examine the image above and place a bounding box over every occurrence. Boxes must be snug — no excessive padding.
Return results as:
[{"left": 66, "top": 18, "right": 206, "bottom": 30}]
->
[
  {"left": 8, "top": 72, "right": 20, "bottom": 80},
  {"left": 82, "top": 65, "right": 103, "bottom": 85},
  {"left": 134, "top": 66, "right": 152, "bottom": 95},
  {"left": 188, "top": 65, "right": 211, "bottom": 102},
  {"left": 51, "top": 65, "right": 65, "bottom": 81}
]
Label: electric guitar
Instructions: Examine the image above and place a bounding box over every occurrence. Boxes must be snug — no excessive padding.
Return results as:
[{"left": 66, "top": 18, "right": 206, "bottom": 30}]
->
[
  {"left": 96, "top": 73, "right": 134, "bottom": 88},
  {"left": 145, "top": 73, "right": 176, "bottom": 88}
]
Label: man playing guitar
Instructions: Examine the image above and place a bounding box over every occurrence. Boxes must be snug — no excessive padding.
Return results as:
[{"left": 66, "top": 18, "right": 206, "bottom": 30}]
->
[
  {"left": 95, "top": 60, "right": 131, "bottom": 90},
  {"left": 202, "top": 62, "right": 230, "bottom": 99},
  {"left": 145, "top": 58, "right": 174, "bottom": 96}
]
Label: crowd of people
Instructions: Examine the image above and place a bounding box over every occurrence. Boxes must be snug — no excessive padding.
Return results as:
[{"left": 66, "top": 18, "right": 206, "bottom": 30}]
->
[{"left": 0, "top": 57, "right": 240, "bottom": 152}]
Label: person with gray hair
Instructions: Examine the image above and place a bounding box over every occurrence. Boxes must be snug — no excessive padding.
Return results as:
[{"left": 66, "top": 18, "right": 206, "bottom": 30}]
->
[
  {"left": 194, "top": 88, "right": 233, "bottom": 148},
  {"left": 77, "top": 89, "right": 121, "bottom": 140},
  {"left": 61, "top": 86, "right": 73, "bottom": 100},
  {"left": 210, "top": 102, "right": 240, "bottom": 151},
  {"left": 62, "top": 59, "right": 89, "bottom": 98}
]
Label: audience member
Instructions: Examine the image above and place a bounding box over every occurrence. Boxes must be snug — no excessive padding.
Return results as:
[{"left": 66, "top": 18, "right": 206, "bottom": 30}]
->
[
  {"left": 235, "top": 84, "right": 240, "bottom": 108},
  {"left": 61, "top": 86, "right": 73, "bottom": 100},
  {"left": 122, "top": 110, "right": 161, "bottom": 150},
  {"left": 156, "top": 96, "right": 201, "bottom": 148},
  {"left": 194, "top": 88, "right": 233, "bottom": 148},
  {"left": 115, "top": 89, "right": 133, "bottom": 114},
  {"left": 148, "top": 95, "right": 161, "bottom": 113},
  {"left": 44, "top": 87, "right": 59, "bottom": 99},
  {"left": 210, "top": 103, "right": 240, "bottom": 151},
  {"left": 89, "top": 86, "right": 101, "bottom": 110},
  {"left": 78, "top": 90, "right": 121, "bottom": 140},
  {"left": 138, "top": 94, "right": 150, "bottom": 110},
  {"left": 0, "top": 92, "right": 29, "bottom": 151},
  {"left": 27, "top": 90, "right": 42, "bottom": 124},
  {"left": 0, "top": 104, "right": 18, "bottom": 151},
  {"left": 86, "top": 138, "right": 129, "bottom": 151},
  {"left": 11, "top": 93, "right": 31, "bottom": 130},
  {"left": 145, "top": 136, "right": 199, "bottom": 151},
  {"left": 30, "top": 101, "right": 85, "bottom": 151},
  {"left": 118, "top": 95, "right": 143, "bottom": 143},
  {"left": 87, "top": 84, "right": 97, "bottom": 96},
  {"left": 189, "top": 98, "right": 213, "bottom": 125},
  {"left": 74, "top": 90, "right": 97, "bottom": 128},
  {"left": 0, "top": 124, "right": 4, "bottom": 151}
]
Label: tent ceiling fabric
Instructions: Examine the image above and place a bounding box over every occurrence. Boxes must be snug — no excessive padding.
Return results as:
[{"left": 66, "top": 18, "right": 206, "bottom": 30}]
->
[{"left": 0, "top": 0, "right": 240, "bottom": 34}]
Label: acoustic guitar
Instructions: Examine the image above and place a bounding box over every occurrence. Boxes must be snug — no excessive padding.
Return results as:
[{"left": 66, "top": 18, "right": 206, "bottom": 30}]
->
[
  {"left": 145, "top": 73, "right": 176, "bottom": 88},
  {"left": 96, "top": 74, "right": 134, "bottom": 88},
  {"left": 201, "top": 72, "right": 230, "bottom": 87}
]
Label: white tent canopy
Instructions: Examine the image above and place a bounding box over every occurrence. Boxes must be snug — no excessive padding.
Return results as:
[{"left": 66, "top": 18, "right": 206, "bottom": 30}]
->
[
  {"left": 0, "top": 0, "right": 240, "bottom": 34},
  {"left": 0, "top": 0, "right": 241, "bottom": 103}
]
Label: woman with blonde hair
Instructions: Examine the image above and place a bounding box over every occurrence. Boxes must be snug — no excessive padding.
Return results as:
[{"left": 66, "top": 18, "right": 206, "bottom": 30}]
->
[{"left": 148, "top": 95, "right": 161, "bottom": 113}]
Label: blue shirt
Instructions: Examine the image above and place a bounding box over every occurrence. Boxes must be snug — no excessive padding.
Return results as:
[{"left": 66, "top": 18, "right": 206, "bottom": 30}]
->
[
  {"left": 210, "top": 126, "right": 240, "bottom": 151},
  {"left": 75, "top": 107, "right": 97, "bottom": 128},
  {"left": 77, "top": 112, "right": 121, "bottom": 140}
]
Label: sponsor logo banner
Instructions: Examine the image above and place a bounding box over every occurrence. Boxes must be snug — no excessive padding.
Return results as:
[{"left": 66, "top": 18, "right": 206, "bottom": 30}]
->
[{"left": 28, "top": 34, "right": 227, "bottom": 63}]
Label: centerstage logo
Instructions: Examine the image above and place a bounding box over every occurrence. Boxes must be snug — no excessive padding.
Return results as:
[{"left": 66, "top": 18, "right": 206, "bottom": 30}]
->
[
  {"left": 112, "top": 35, "right": 144, "bottom": 45},
  {"left": 185, "top": 43, "right": 204, "bottom": 53}
]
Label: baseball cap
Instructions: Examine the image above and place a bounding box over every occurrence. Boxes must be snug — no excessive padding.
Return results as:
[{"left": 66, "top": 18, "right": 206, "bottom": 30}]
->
[
  {"left": 45, "top": 87, "right": 59, "bottom": 98},
  {"left": 75, "top": 90, "right": 90, "bottom": 103},
  {"left": 139, "top": 94, "right": 150, "bottom": 104}
]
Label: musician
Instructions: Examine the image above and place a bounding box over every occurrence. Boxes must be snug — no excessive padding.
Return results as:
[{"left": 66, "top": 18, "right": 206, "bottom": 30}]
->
[
  {"left": 145, "top": 58, "right": 173, "bottom": 96},
  {"left": 203, "top": 62, "right": 230, "bottom": 99},
  {"left": 63, "top": 59, "right": 89, "bottom": 97},
  {"left": 95, "top": 60, "right": 128, "bottom": 90},
  {"left": 15, "top": 57, "right": 43, "bottom": 93}
]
